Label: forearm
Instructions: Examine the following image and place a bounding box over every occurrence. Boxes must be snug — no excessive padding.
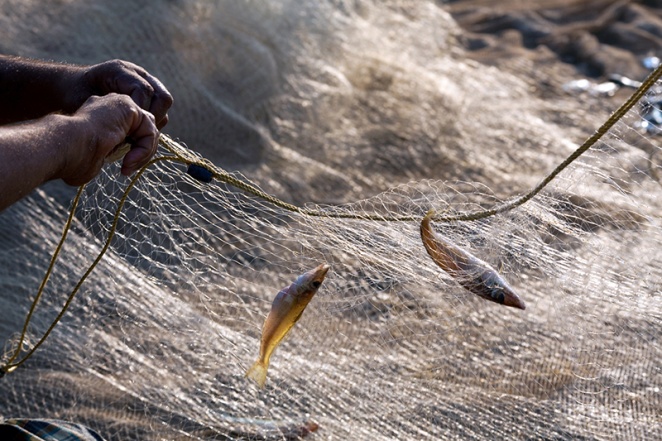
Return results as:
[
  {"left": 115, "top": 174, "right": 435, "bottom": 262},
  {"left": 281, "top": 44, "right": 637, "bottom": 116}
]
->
[
  {"left": 0, "top": 56, "right": 167, "bottom": 210},
  {"left": 0, "top": 115, "right": 74, "bottom": 210},
  {"left": 0, "top": 55, "right": 86, "bottom": 124}
]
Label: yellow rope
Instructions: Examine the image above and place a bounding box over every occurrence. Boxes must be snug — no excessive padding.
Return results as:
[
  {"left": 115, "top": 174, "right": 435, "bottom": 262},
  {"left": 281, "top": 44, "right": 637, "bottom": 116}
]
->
[
  {"left": 0, "top": 157, "right": 177, "bottom": 375},
  {"left": 2, "top": 64, "right": 661, "bottom": 377},
  {"left": 165, "top": 63, "right": 662, "bottom": 223},
  {"left": 1, "top": 185, "right": 86, "bottom": 372}
]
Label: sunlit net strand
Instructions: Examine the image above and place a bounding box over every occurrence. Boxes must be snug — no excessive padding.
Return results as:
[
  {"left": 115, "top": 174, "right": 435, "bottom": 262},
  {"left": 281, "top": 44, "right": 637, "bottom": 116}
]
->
[
  {"left": 2, "top": 144, "right": 660, "bottom": 433},
  {"left": 79, "top": 156, "right": 580, "bottom": 348},
  {"left": 3, "top": 60, "right": 661, "bottom": 375},
  {"left": 0, "top": 66, "right": 661, "bottom": 440},
  {"left": 5, "top": 150, "right": 580, "bottom": 366}
]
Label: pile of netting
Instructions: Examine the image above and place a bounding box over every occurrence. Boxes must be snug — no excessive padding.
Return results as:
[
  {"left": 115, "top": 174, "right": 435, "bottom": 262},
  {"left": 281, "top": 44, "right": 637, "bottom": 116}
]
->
[{"left": 1, "top": 66, "right": 661, "bottom": 439}]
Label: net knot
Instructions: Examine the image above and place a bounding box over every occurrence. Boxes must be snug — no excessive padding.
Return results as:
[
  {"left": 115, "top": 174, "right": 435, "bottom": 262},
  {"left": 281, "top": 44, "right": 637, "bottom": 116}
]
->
[{"left": 186, "top": 163, "right": 214, "bottom": 183}]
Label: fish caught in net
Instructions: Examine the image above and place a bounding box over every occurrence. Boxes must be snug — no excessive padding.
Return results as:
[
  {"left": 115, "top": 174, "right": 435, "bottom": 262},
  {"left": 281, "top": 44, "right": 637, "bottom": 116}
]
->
[{"left": 1, "top": 1, "right": 662, "bottom": 440}]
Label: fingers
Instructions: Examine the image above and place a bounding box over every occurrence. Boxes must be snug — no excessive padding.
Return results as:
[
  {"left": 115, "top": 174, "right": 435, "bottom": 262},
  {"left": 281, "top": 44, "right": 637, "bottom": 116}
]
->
[
  {"left": 61, "top": 94, "right": 159, "bottom": 185},
  {"left": 120, "top": 106, "right": 158, "bottom": 176},
  {"left": 125, "top": 74, "right": 155, "bottom": 109},
  {"left": 88, "top": 59, "right": 173, "bottom": 129},
  {"left": 111, "top": 60, "right": 173, "bottom": 129},
  {"left": 145, "top": 75, "right": 173, "bottom": 129}
]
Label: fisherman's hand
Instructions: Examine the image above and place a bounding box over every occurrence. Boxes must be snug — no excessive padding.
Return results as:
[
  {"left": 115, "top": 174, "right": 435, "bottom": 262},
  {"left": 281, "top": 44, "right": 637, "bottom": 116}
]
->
[
  {"left": 65, "top": 59, "right": 173, "bottom": 129},
  {"left": 58, "top": 94, "right": 158, "bottom": 186}
]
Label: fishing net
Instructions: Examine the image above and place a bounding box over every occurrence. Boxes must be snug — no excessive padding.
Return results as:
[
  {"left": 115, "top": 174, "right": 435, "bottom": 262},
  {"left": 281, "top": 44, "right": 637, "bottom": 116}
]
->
[{"left": 1, "top": 0, "right": 661, "bottom": 440}]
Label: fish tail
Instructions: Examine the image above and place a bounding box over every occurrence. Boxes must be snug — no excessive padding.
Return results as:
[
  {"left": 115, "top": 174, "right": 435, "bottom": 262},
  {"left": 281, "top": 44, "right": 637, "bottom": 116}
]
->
[
  {"left": 245, "top": 360, "right": 269, "bottom": 388},
  {"left": 420, "top": 210, "right": 435, "bottom": 243},
  {"left": 423, "top": 209, "right": 436, "bottom": 224},
  {"left": 421, "top": 209, "right": 459, "bottom": 273}
]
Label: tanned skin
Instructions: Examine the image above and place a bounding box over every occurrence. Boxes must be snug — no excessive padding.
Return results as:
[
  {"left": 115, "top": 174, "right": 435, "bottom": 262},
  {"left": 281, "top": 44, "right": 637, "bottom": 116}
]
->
[{"left": 0, "top": 56, "right": 173, "bottom": 211}]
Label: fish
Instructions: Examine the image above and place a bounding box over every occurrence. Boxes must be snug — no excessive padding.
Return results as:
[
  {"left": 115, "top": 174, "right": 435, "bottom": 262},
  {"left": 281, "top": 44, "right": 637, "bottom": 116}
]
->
[
  {"left": 420, "top": 210, "right": 526, "bottom": 310},
  {"left": 246, "top": 264, "right": 330, "bottom": 388}
]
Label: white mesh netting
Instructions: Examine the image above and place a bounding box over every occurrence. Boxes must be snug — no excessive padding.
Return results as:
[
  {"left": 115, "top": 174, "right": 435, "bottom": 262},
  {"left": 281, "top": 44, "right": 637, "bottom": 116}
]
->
[{"left": 1, "top": 1, "right": 661, "bottom": 440}]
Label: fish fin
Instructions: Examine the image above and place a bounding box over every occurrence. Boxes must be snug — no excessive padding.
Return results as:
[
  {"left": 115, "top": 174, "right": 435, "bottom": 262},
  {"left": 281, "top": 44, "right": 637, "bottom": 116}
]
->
[
  {"left": 292, "top": 309, "right": 304, "bottom": 324},
  {"left": 245, "top": 360, "right": 269, "bottom": 388}
]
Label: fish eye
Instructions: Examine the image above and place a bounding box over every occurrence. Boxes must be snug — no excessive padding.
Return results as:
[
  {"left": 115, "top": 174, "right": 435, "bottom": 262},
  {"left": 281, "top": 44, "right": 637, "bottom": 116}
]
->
[
  {"left": 312, "top": 281, "right": 322, "bottom": 289},
  {"left": 491, "top": 287, "right": 505, "bottom": 303}
]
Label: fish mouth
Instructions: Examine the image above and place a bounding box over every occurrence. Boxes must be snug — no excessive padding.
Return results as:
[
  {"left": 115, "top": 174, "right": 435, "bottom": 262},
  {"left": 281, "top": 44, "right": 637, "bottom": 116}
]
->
[
  {"left": 503, "top": 290, "right": 526, "bottom": 310},
  {"left": 308, "top": 264, "right": 330, "bottom": 290},
  {"left": 314, "top": 264, "right": 330, "bottom": 280}
]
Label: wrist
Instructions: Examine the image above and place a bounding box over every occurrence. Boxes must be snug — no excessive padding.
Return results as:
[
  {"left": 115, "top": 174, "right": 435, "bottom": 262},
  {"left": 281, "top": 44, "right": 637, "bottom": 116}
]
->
[
  {"left": 56, "top": 64, "right": 89, "bottom": 114},
  {"left": 42, "top": 113, "right": 88, "bottom": 182}
]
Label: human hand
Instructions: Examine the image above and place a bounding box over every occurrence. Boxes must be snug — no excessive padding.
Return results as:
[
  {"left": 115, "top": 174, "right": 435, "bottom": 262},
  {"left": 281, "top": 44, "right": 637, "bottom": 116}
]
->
[
  {"left": 58, "top": 94, "right": 158, "bottom": 186},
  {"left": 66, "top": 59, "right": 173, "bottom": 129}
]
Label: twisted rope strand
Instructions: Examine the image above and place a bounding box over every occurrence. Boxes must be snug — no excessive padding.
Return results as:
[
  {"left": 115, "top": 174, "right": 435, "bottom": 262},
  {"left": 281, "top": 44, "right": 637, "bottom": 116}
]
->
[{"left": 2, "top": 64, "right": 660, "bottom": 376}]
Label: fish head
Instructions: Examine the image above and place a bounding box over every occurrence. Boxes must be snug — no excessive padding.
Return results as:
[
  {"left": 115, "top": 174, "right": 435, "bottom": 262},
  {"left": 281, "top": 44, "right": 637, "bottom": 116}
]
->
[
  {"left": 292, "top": 264, "right": 330, "bottom": 298},
  {"left": 476, "top": 271, "right": 526, "bottom": 310}
]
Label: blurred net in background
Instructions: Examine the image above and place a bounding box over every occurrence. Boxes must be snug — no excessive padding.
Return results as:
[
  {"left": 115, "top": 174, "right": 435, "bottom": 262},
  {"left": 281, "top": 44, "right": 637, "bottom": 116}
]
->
[{"left": 1, "top": 1, "right": 661, "bottom": 440}]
